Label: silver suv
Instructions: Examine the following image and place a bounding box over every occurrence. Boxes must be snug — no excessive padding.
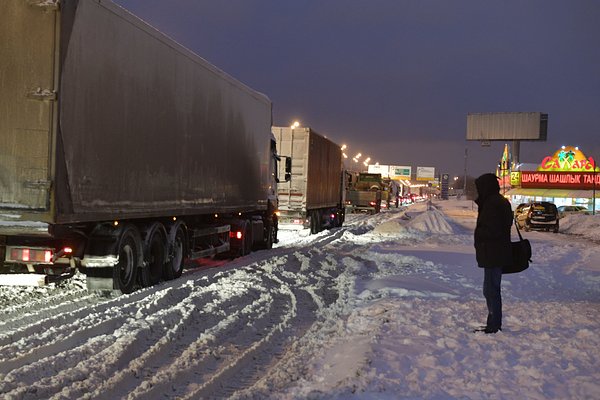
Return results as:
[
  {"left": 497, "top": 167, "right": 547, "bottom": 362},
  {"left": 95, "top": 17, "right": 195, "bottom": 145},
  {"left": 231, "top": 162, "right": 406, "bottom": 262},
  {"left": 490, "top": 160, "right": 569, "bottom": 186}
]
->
[{"left": 557, "top": 205, "right": 590, "bottom": 219}]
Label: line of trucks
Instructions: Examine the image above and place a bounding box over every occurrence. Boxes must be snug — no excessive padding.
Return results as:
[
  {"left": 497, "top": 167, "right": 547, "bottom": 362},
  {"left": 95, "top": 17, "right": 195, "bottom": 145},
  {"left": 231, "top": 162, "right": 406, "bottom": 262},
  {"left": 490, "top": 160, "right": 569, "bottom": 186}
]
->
[{"left": 1, "top": 0, "right": 355, "bottom": 293}]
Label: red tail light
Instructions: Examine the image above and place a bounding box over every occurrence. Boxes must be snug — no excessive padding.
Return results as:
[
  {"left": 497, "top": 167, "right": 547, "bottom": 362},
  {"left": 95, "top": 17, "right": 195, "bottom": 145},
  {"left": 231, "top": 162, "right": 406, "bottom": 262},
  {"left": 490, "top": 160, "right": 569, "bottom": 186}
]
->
[
  {"left": 370, "top": 201, "right": 376, "bottom": 206},
  {"left": 9, "top": 247, "right": 54, "bottom": 263},
  {"left": 229, "top": 231, "right": 243, "bottom": 240}
]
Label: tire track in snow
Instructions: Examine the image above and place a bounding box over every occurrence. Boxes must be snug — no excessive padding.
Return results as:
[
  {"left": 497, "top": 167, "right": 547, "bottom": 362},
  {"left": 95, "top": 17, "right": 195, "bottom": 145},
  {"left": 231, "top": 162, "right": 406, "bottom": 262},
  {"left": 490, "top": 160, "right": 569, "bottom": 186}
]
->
[
  {"left": 0, "top": 211, "right": 393, "bottom": 399},
  {"left": 0, "top": 285, "right": 204, "bottom": 397}
]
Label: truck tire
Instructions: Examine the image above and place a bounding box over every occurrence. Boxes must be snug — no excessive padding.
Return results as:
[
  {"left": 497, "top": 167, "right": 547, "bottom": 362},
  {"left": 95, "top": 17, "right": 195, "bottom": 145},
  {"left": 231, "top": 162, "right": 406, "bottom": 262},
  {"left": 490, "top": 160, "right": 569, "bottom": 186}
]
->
[
  {"left": 230, "top": 220, "right": 252, "bottom": 257},
  {"left": 240, "top": 220, "right": 252, "bottom": 256},
  {"left": 113, "top": 225, "right": 143, "bottom": 294},
  {"left": 139, "top": 223, "right": 168, "bottom": 287},
  {"left": 262, "top": 221, "right": 274, "bottom": 249},
  {"left": 311, "top": 211, "right": 322, "bottom": 234},
  {"left": 164, "top": 224, "right": 186, "bottom": 280}
]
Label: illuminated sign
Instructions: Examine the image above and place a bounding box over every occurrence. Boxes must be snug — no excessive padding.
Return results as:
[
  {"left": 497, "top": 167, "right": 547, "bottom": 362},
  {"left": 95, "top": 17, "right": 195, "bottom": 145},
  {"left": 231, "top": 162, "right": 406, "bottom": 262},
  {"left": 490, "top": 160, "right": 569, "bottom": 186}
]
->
[
  {"left": 389, "top": 165, "right": 411, "bottom": 180},
  {"left": 368, "top": 165, "right": 412, "bottom": 180},
  {"left": 510, "top": 171, "right": 521, "bottom": 186},
  {"left": 517, "top": 146, "right": 600, "bottom": 189},
  {"left": 416, "top": 166, "right": 435, "bottom": 181},
  {"left": 538, "top": 146, "right": 598, "bottom": 172},
  {"left": 521, "top": 171, "right": 600, "bottom": 189},
  {"left": 368, "top": 164, "right": 390, "bottom": 178}
]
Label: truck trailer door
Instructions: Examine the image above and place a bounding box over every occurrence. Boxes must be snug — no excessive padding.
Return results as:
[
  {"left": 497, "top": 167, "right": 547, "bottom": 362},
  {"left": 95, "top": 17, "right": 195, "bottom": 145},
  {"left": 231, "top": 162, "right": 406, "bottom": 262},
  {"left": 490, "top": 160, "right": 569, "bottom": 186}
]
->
[{"left": 0, "top": 1, "right": 59, "bottom": 211}]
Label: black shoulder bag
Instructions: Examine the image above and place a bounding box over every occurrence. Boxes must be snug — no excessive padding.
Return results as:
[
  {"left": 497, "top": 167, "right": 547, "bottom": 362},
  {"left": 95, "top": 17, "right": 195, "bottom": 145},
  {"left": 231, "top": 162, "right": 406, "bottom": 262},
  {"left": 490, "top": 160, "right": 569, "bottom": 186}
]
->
[{"left": 503, "top": 220, "right": 532, "bottom": 274}]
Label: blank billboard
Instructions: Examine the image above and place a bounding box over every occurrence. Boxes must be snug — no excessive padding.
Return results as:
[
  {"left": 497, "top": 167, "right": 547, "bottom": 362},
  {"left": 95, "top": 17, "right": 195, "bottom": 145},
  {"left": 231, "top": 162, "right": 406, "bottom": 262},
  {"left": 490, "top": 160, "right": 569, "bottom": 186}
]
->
[{"left": 466, "top": 112, "right": 548, "bottom": 141}]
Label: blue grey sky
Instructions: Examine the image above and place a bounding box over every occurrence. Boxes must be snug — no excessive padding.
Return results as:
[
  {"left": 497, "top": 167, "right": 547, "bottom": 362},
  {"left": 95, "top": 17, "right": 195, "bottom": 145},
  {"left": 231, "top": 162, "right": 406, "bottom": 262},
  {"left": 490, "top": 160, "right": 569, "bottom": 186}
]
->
[{"left": 116, "top": 0, "right": 600, "bottom": 178}]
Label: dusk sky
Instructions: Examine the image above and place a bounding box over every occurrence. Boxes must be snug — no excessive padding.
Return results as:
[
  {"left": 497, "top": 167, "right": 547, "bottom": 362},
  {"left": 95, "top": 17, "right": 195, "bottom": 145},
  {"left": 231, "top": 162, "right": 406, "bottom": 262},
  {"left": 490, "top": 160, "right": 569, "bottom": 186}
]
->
[{"left": 116, "top": 0, "right": 599, "bottom": 179}]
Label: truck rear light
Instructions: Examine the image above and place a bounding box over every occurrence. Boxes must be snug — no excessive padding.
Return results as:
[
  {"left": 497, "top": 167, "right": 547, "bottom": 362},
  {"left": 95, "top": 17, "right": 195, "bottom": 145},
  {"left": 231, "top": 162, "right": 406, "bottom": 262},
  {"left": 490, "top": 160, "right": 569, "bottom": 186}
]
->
[
  {"left": 229, "top": 231, "right": 243, "bottom": 240},
  {"left": 9, "top": 247, "right": 54, "bottom": 263},
  {"left": 370, "top": 201, "right": 376, "bottom": 206}
]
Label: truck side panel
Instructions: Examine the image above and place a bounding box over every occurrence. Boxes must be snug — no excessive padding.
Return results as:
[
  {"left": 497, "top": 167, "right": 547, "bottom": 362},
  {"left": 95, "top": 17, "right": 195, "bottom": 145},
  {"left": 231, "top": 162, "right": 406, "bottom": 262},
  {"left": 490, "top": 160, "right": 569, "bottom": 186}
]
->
[
  {"left": 0, "top": 0, "right": 58, "bottom": 215},
  {"left": 273, "top": 127, "right": 342, "bottom": 212},
  {"left": 56, "top": 0, "right": 272, "bottom": 222},
  {"left": 306, "top": 132, "right": 343, "bottom": 210}
]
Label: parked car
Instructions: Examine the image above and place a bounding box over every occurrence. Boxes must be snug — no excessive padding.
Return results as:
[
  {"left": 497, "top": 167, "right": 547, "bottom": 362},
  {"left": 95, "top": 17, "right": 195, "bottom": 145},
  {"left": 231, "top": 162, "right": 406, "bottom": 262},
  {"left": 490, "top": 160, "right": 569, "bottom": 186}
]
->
[
  {"left": 514, "top": 201, "right": 559, "bottom": 233},
  {"left": 557, "top": 205, "right": 590, "bottom": 218}
]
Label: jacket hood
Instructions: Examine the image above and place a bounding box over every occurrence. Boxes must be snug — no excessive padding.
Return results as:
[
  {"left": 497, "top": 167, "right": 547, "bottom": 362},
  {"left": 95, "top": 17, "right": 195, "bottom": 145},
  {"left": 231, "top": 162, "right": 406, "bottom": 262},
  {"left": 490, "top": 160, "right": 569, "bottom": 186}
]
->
[{"left": 475, "top": 173, "right": 500, "bottom": 203}]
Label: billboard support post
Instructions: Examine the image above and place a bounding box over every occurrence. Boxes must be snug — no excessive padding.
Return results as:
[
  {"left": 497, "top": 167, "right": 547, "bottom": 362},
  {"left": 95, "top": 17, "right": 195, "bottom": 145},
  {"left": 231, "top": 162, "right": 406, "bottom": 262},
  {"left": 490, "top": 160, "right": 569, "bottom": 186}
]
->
[{"left": 463, "top": 147, "right": 468, "bottom": 196}]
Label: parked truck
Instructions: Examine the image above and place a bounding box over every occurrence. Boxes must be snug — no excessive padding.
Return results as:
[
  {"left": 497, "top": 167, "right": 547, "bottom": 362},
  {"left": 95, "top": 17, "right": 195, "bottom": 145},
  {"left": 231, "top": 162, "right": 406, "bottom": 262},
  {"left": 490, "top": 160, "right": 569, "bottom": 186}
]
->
[
  {"left": 345, "top": 173, "right": 383, "bottom": 214},
  {"left": 272, "top": 126, "right": 345, "bottom": 234},
  {"left": 0, "top": 0, "right": 289, "bottom": 293}
]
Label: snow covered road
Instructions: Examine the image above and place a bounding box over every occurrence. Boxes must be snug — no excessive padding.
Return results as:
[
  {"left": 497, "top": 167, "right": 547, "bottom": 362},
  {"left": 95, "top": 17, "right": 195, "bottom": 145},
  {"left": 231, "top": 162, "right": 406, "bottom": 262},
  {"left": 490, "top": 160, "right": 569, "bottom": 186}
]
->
[{"left": 1, "top": 201, "right": 599, "bottom": 399}]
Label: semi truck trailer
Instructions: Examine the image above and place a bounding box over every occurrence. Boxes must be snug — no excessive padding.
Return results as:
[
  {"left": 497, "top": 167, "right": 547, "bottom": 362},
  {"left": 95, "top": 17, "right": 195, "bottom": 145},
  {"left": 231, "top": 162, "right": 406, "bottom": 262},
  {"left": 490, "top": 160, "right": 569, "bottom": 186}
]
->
[
  {"left": 272, "top": 126, "right": 345, "bottom": 234},
  {"left": 0, "top": 0, "right": 288, "bottom": 293}
]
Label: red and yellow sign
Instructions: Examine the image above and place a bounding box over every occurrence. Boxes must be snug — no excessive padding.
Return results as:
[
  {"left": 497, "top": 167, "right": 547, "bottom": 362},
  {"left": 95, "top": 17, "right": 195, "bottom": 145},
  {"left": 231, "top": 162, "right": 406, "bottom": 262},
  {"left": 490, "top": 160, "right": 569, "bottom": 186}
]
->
[
  {"left": 538, "top": 146, "right": 598, "bottom": 172},
  {"left": 519, "top": 146, "right": 599, "bottom": 189},
  {"left": 521, "top": 171, "right": 600, "bottom": 189}
]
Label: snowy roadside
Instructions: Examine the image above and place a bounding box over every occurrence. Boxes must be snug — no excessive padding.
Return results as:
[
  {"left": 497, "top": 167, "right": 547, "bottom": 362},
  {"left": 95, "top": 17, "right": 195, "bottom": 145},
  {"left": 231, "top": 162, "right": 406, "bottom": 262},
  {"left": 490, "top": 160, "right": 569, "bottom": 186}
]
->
[
  {"left": 0, "top": 200, "right": 599, "bottom": 399},
  {"left": 237, "top": 201, "right": 600, "bottom": 400}
]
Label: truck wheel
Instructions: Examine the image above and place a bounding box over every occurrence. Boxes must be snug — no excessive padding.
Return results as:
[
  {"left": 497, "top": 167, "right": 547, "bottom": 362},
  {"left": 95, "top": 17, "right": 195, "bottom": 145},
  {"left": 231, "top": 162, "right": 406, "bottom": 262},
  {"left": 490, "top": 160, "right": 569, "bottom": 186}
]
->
[
  {"left": 310, "top": 211, "right": 320, "bottom": 234},
  {"left": 263, "top": 221, "right": 274, "bottom": 249},
  {"left": 139, "top": 223, "right": 168, "bottom": 287},
  {"left": 232, "top": 220, "right": 252, "bottom": 257},
  {"left": 241, "top": 220, "right": 252, "bottom": 256},
  {"left": 164, "top": 224, "right": 186, "bottom": 280},
  {"left": 113, "top": 225, "right": 142, "bottom": 294},
  {"left": 553, "top": 221, "right": 559, "bottom": 233}
]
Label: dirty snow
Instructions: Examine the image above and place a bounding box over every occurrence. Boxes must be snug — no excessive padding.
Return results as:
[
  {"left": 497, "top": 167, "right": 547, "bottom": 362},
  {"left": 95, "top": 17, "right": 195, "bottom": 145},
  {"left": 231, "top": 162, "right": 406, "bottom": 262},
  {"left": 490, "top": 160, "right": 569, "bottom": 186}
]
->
[{"left": 0, "top": 200, "right": 599, "bottom": 399}]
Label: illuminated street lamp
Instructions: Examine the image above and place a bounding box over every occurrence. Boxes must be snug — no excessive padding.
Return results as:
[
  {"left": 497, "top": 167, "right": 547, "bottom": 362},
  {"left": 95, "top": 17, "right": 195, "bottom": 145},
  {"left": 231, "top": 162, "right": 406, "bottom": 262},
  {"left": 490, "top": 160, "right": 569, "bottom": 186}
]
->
[
  {"left": 341, "top": 144, "right": 348, "bottom": 159},
  {"left": 290, "top": 121, "right": 300, "bottom": 129}
]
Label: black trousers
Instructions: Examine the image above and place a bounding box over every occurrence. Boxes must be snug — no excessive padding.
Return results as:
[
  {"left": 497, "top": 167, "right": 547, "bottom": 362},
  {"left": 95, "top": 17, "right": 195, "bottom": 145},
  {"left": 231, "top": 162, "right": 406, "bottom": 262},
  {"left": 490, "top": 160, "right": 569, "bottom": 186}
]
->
[{"left": 483, "top": 267, "right": 502, "bottom": 329}]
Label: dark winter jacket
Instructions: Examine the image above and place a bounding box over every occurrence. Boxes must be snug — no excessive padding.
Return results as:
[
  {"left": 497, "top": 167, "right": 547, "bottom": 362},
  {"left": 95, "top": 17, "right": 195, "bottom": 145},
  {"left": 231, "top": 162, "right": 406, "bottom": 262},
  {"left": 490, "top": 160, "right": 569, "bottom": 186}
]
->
[{"left": 474, "top": 173, "right": 513, "bottom": 268}]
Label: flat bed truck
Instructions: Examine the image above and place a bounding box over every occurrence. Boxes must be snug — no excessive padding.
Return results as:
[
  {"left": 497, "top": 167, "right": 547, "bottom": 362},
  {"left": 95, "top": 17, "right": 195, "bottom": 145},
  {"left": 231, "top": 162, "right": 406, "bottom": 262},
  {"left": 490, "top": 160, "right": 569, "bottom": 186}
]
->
[{"left": 0, "top": 0, "right": 287, "bottom": 292}]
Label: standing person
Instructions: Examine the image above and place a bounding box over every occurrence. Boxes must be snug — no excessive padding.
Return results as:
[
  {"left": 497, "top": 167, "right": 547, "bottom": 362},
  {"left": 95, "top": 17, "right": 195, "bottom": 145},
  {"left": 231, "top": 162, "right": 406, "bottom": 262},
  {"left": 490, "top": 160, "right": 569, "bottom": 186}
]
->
[{"left": 474, "top": 173, "right": 513, "bottom": 333}]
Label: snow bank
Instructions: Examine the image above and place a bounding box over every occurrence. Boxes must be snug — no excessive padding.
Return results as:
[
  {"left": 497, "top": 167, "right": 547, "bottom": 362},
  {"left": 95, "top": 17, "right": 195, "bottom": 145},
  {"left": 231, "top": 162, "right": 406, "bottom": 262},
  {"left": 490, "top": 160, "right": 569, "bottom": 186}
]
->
[{"left": 559, "top": 213, "right": 600, "bottom": 241}]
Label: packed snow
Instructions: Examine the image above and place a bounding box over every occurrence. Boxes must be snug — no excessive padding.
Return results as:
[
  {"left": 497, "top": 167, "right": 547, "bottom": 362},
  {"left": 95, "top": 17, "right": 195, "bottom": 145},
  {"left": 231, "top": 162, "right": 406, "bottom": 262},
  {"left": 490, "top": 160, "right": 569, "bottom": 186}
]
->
[{"left": 0, "top": 200, "right": 599, "bottom": 399}]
